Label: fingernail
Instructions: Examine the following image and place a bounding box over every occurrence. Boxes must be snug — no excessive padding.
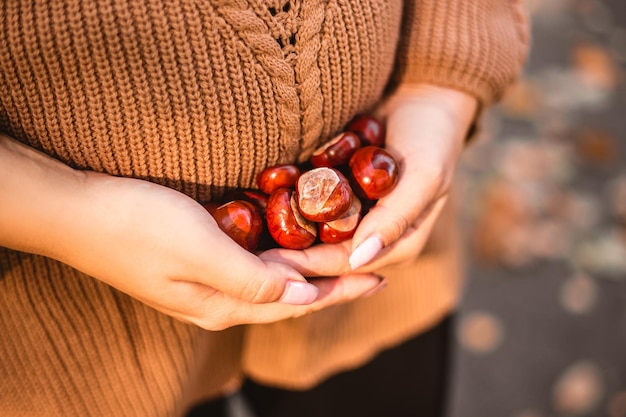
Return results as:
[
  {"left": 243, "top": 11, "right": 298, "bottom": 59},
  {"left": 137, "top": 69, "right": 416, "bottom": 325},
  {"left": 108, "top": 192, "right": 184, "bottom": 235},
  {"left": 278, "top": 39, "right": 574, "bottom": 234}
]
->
[
  {"left": 349, "top": 235, "right": 383, "bottom": 271},
  {"left": 279, "top": 280, "right": 319, "bottom": 305},
  {"left": 362, "top": 276, "right": 387, "bottom": 298}
]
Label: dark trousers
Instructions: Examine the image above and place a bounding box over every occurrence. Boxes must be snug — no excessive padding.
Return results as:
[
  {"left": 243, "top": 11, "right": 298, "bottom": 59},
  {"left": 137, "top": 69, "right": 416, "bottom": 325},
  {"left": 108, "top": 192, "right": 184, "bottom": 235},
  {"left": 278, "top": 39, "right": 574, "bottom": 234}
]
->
[{"left": 187, "top": 314, "right": 453, "bottom": 417}]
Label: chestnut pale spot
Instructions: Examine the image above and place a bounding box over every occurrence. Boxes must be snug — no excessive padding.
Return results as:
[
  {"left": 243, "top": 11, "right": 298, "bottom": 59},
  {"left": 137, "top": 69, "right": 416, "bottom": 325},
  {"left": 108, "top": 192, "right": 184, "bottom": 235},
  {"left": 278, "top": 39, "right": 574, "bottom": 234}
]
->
[
  {"left": 299, "top": 169, "right": 340, "bottom": 213},
  {"left": 296, "top": 167, "right": 353, "bottom": 222},
  {"left": 326, "top": 196, "right": 361, "bottom": 232},
  {"left": 290, "top": 195, "right": 317, "bottom": 236},
  {"left": 326, "top": 213, "right": 358, "bottom": 232},
  {"left": 319, "top": 196, "right": 362, "bottom": 243},
  {"left": 310, "top": 131, "right": 361, "bottom": 168},
  {"left": 312, "top": 135, "right": 339, "bottom": 155},
  {"left": 265, "top": 188, "right": 316, "bottom": 249}
]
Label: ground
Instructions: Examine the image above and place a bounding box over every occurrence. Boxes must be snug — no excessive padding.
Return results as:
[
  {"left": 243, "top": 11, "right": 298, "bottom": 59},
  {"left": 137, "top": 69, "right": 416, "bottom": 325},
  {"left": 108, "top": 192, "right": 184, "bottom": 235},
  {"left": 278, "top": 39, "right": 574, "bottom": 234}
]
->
[{"left": 448, "top": 1, "right": 626, "bottom": 416}]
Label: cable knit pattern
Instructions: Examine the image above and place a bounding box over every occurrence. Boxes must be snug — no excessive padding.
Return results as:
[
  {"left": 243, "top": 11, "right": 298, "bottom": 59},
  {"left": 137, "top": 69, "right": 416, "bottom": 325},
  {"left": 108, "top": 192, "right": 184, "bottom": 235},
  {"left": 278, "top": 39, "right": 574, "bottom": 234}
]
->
[
  {"left": 0, "top": 1, "right": 529, "bottom": 416},
  {"left": 293, "top": 0, "right": 324, "bottom": 160}
]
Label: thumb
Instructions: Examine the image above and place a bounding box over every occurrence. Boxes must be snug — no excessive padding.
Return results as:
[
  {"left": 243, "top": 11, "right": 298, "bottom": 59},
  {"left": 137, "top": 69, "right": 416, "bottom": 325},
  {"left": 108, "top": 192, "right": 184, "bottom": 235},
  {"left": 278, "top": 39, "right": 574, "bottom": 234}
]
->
[
  {"left": 347, "top": 167, "right": 438, "bottom": 271},
  {"left": 197, "top": 233, "right": 319, "bottom": 305}
]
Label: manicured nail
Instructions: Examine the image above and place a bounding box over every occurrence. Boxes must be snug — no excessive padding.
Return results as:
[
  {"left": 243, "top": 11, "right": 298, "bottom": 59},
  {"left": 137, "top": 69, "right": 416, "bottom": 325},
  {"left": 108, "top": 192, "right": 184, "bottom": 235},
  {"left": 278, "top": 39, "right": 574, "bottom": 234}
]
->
[
  {"left": 362, "top": 277, "right": 387, "bottom": 298},
  {"left": 349, "top": 235, "right": 383, "bottom": 271},
  {"left": 279, "top": 280, "right": 319, "bottom": 305}
]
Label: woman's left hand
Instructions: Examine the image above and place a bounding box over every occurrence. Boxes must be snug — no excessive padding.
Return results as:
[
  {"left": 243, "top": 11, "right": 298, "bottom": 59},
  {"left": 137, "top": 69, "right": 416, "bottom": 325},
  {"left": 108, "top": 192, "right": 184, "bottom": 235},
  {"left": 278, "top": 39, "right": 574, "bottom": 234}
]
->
[{"left": 260, "top": 84, "right": 478, "bottom": 279}]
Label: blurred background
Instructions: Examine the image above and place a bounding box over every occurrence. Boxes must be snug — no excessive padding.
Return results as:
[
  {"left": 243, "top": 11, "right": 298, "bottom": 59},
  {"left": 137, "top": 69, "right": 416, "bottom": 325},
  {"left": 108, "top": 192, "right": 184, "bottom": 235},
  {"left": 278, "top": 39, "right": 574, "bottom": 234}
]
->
[
  {"left": 448, "top": 0, "right": 626, "bottom": 416},
  {"left": 225, "top": 1, "right": 626, "bottom": 416}
]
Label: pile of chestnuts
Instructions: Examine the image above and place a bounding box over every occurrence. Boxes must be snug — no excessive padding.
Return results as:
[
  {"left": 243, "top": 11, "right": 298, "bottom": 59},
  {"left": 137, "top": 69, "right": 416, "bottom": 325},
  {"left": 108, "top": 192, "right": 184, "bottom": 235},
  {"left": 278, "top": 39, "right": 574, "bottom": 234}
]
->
[{"left": 204, "top": 115, "right": 399, "bottom": 251}]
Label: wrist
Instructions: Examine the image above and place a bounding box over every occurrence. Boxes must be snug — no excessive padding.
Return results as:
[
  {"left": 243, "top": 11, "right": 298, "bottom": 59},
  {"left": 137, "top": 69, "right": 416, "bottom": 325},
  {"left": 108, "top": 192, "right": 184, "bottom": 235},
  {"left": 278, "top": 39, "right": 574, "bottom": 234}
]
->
[
  {"left": 383, "top": 83, "right": 479, "bottom": 138},
  {"left": 0, "top": 135, "right": 90, "bottom": 258}
]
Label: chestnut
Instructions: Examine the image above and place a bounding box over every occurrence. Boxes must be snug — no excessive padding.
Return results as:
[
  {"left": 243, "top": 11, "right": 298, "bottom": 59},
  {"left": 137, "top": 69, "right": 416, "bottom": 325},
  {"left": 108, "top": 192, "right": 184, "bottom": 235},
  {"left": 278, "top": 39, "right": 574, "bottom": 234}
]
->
[
  {"left": 208, "top": 200, "right": 263, "bottom": 252},
  {"left": 296, "top": 167, "right": 353, "bottom": 222},
  {"left": 310, "top": 131, "right": 361, "bottom": 168},
  {"left": 345, "top": 114, "right": 385, "bottom": 147},
  {"left": 349, "top": 146, "right": 399, "bottom": 200},
  {"left": 265, "top": 188, "right": 317, "bottom": 249},
  {"left": 224, "top": 189, "right": 269, "bottom": 216},
  {"left": 319, "top": 195, "right": 362, "bottom": 243},
  {"left": 257, "top": 164, "right": 301, "bottom": 195}
]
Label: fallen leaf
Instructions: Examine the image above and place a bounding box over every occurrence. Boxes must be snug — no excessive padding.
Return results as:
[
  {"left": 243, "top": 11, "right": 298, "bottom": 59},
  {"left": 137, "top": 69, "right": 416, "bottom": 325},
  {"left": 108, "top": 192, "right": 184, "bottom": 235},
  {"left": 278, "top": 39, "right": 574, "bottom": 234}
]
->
[
  {"left": 500, "top": 79, "right": 543, "bottom": 118},
  {"left": 573, "top": 42, "right": 620, "bottom": 90},
  {"left": 553, "top": 361, "right": 604, "bottom": 415},
  {"left": 575, "top": 128, "right": 620, "bottom": 166}
]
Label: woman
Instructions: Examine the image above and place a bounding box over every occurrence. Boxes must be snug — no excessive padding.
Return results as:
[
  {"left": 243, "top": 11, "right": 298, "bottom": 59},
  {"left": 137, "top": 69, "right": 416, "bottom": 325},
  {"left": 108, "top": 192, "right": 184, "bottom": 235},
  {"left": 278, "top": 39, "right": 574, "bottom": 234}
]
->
[{"left": 0, "top": 0, "right": 529, "bottom": 415}]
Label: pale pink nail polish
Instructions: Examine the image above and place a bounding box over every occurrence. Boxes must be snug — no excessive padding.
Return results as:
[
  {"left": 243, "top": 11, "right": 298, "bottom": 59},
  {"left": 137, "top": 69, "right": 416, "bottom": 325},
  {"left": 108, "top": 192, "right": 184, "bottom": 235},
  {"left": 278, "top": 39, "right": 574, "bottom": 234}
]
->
[
  {"left": 349, "top": 235, "right": 383, "bottom": 271},
  {"left": 279, "top": 281, "right": 319, "bottom": 305}
]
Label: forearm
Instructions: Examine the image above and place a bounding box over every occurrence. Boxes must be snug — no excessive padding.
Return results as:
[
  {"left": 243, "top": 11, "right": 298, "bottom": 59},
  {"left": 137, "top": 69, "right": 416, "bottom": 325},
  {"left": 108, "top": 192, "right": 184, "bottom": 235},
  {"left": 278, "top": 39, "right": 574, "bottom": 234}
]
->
[
  {"left": 0, "top": 134, "right": 88, "bottom": 259},
  {"left": 0, "top": 134, "right": 363, "bottom": 327},
  {"left": 396, "top": 0, "right": 530, "bottom": 105}
]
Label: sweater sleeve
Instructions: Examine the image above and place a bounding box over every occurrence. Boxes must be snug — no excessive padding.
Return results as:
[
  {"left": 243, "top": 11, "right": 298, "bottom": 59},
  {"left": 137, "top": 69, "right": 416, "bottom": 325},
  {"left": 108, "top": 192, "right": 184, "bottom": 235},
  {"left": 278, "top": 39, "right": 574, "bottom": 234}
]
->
[{"left": 395, "top": 0, "right": 531, "bottom": 105}]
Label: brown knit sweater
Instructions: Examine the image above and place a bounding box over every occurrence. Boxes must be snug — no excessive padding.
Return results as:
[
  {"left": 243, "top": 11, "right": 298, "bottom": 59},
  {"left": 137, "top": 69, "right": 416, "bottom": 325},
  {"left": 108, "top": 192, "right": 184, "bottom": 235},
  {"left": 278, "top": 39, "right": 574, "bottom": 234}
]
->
[{"left": 0, "top": 1, "right": 529, "bottom": 416}]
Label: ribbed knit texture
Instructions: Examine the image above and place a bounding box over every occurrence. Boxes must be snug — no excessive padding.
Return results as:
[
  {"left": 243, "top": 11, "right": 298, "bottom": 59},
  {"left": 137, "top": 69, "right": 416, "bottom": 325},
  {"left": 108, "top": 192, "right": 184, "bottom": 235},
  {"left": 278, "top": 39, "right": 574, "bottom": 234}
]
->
[
  {"left": 395, "top": 0, "right": 530, "bottom": 104},
  {"left": 0, "top": 1, "right": 529, "bottom": 416}
]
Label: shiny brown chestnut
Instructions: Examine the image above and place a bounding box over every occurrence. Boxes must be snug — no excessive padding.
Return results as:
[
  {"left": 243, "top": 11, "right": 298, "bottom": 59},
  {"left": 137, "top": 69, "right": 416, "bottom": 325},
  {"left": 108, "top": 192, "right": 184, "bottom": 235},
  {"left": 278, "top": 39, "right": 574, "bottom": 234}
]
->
[
  {"left": 349, "top": 146, "right": 399, "bottom": 200},
  {"left": 208, "top": 200, "right": 263, "bottom": 252},
  {"left": 223, "top": 189, "right": 275, "bottom": 249},
  {"left": 257, "top": 164, "right": 300, "bottom": 195},
  {"left": 319, "top": 195, "right": 362, "bottom": 244},
  {"left": 310, "top": 131, "right": 361, "bottom": 168},
  {"left": 346, "top": 114, "right": 385, "bottom": 147},
  {"left": 296, "top": 167, "right": 353, "bottom": 222},
  {"left": 266, "top": 188, "right": 317, "bottom": 250}
]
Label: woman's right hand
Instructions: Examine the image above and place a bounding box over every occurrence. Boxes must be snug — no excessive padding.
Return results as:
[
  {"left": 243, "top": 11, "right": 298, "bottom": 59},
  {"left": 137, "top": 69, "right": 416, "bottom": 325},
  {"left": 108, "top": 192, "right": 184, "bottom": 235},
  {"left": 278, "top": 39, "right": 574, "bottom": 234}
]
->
[{"left": 0, "top": 135, "right": 382, "bottom": 330}]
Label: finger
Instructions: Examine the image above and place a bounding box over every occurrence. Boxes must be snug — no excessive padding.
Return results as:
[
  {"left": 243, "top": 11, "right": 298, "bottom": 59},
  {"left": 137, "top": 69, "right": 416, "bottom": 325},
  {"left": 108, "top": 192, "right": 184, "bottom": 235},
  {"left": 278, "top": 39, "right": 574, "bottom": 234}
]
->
[
  {"left": 348, "top": 175, "right": 445, "bottom": 270},
  {"left": 226, "top": 273, "right": 385, "bottom": 326},
  {"left": 258, "top": 240, "right": 353, "bottom": 277},
  {"left": 351, "top": 197, "right": 447, "bottom": 273},
  {"left": 160, "top": 272, "right": 384, "bottom": 330},
  {"left": 189, "top": 230, "right": 320, "bottom": 306}
]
